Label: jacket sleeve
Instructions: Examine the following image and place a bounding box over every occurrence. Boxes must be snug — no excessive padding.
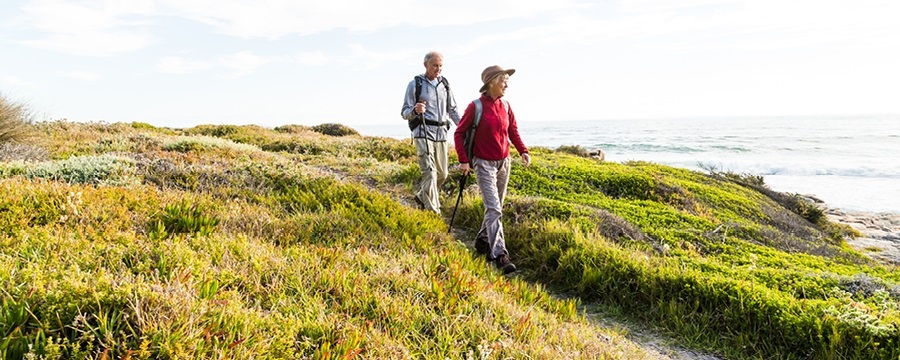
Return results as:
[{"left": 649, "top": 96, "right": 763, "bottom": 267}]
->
[
  {"left": 454, "top": 101, "right": 476, "bottom": 163},
  {"left": 506, "top": 102, "right": 528, "bottom": 155},
  {"left": 401, "top": 79, "right": 418, "bottom": 121},
  {"left": 447, "top": 86, "right": 460, "bottom": 126}
]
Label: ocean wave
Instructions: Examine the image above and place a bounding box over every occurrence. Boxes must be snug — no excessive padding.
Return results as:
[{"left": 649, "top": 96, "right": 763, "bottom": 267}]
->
[
  {"left": 710, "top": 145, "right": 752, "bottom": 152},
  {"left": 594, "top": 143, "right": 753, "bottom": 154},
  {"left": 667, "top": 160, "right": 900, "bottom": 179},
  {"left": 762, "top": 167, "right": 900, "bottom": 178}
]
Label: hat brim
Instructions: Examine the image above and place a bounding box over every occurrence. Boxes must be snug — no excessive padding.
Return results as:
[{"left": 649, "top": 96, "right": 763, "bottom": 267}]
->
[{"left": 479, "top": 69, "right": 516, "bottom": 93}]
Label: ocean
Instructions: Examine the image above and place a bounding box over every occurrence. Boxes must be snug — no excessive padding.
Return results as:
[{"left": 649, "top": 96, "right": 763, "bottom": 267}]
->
[{"left": 357, "top": 115, "right": 900, "bottom": 213}]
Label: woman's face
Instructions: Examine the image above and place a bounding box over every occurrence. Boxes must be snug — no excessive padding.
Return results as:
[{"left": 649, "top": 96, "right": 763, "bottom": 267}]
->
[{"left": 489, "top": 75, "right": 509, "bottom": 97}]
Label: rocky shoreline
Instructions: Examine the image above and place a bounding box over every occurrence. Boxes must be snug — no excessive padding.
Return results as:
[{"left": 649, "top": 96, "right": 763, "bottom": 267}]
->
[{"left": 826, "top": 208, "right": 900, "bottom": 264}]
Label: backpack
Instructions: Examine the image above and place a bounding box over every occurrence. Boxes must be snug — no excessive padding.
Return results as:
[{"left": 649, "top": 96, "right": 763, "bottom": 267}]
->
[
  {"left": 463, "top": 98, "right": 509, "bottom": 162},
  {"left": 408, "top": 76, "right": 452, "bottom": 131}
]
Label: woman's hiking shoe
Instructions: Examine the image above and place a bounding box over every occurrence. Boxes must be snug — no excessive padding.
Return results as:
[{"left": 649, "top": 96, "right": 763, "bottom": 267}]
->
[
  {"left": 494, "top": 254, "right": 517, "bottom": 274},
  {"left": 413, "top": 196, "right": 425, "bottom": 209}
]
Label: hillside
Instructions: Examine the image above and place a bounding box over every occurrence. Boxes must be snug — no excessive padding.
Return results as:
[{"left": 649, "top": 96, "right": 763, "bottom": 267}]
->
[{"left": 1, "top": 121, "right": 898, "bottom": 359}]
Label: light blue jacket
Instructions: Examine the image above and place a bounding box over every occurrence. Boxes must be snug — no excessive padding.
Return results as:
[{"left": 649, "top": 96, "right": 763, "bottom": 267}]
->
[{"left": 401, "top": 75, "right": 460, "bottom": 141}]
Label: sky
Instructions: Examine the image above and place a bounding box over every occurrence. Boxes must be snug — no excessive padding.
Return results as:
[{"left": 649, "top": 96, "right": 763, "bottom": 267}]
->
[{"left": 1, "top": 0, "right": 899, "bottom": 129}]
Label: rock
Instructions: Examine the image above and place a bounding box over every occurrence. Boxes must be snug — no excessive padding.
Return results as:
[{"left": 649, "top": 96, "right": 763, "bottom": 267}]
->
[
  {"left": 589, "top": 149, "right": 605, "bottom": 162},
  {"left": 828, "top": 208, "right": 900, "bottom": 264}
]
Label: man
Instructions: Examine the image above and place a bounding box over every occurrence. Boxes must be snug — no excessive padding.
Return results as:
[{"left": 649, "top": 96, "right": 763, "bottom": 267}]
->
[
  {"left": 454, "top": 65, "right": 531, "bottom": 274},
  {"left": 401, "top": 51, "right": 460, "bottom": 214}
]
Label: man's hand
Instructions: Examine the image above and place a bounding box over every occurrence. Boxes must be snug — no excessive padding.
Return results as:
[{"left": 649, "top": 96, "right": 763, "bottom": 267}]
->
[
  {"left": 522, "top": 153, "right": 531, "bottom": 168},
  {"left": 460, "top": 163, "right": 470, "bottom": 176},
  {"left": 414, "top": 101, "right": 426, "bottom": 114}
]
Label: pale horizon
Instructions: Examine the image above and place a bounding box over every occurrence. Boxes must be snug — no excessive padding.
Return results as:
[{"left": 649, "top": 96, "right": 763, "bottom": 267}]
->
[{"left": 2, "top": 0, "right": 899, "bottom": 129}]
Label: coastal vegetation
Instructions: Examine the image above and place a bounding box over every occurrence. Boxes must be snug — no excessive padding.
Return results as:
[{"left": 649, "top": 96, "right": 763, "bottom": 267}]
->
[
  {"left": 0, "top": 95, "right": 39, "bottom": 161},
  {"left": 1, "top": 114, "right": 898, "bottom": 359}
]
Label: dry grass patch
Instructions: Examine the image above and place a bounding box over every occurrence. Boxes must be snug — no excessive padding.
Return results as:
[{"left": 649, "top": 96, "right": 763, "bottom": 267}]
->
[{"left": 0, "top": 94, "right": 35, "bottom": 144}]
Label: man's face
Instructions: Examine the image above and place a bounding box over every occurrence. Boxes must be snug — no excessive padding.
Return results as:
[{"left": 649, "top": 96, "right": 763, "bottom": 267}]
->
[{"left": 424, "top": 56, "right": 443, "bottom": 80}]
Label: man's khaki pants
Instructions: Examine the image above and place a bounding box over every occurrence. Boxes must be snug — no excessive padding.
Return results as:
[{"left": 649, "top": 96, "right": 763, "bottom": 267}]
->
[{"left": 414, "top": 138, "right": 448, "bottom": 214}]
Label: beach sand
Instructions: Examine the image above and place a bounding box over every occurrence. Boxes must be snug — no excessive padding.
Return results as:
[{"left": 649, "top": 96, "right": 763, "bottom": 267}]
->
[{"left": 827, "top": 208, "right": 900, "bottom": 264}]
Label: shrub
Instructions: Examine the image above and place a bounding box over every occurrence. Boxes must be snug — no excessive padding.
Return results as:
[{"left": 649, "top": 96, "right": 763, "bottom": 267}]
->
[
  {"left": 184, "top": 124, "right": 278, "bottom": 148},
  {"left": 699, "top": 163, "right": 767, "bottom": 187},
  {"left": 311, "top": 123, "right": 359, "bottom": 137},
  {"left": 761, "top": 190, "right": 827, "bottom": 226},
  {"left": 187, "top": 124, "right": 240, "bottom": 137},
  {"left": 131, "top": 121, "right": 157, "bottom": 130},
  {"left": 556, "top": 144, "right": 590, "bottom": 157},
  {"left": 0, "top": 95, "right": 35, "bottom": 144},
  {"left": 162, "top": 136, "right": 260, "bottom": 154},
  {"left": 261, "top": 140, "right": 325, "bottom": 155},
  {"left": 273, "top": 124, "right": 312, "bottom": 134},
  {"left": 791, "top": 194, "right": 826, "bottom": 224},
  {"left": 24, "top": 154, "right": 138, "bottom": 186}
]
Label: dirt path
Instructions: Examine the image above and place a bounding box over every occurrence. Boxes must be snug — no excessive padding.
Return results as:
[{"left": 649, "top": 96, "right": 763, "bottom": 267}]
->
[{"left": 580, "top": 304, "right": 726, "bottom": 360}]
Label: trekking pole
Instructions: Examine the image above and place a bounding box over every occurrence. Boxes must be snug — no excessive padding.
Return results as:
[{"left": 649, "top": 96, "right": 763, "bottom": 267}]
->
[
  {"left": 448, "top": 172, "right": 468, "bottom": 234},
  {"left": 417, "top": 101, "right": 431, "bottom": 160}
]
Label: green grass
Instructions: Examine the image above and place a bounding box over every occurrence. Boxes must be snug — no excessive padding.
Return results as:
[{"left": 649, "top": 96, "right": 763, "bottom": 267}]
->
[
  {"left": 0, "top": 122, "right": 659, "bottom": 359},
  {"left": 1, "top": 121, "right": 897, "bottom": 359},
  {"left": 451, "top": 151, "right": 898, "bottom": 359}
]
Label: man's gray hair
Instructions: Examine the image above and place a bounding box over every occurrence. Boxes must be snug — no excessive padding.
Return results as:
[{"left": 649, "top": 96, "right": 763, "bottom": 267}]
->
[{"left": 424, "top": 51, "right": 443, "bottom": 63}]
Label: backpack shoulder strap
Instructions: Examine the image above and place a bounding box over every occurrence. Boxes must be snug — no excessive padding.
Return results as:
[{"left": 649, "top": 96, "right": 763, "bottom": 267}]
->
[
  {"left": 408, "top": 76, "right": 425, "bottom": 131},
  {"left": 442, "top": 77, "right": 452, "bottom": 128},
  {"left": 414, "top": 76, "right": 423, "bottom": 102},
  {"left": 464, "top": 98, "right": 483, "bottom": 161},
  {"left": 473, "top": 98, "right": 483, "bottom": 127},
  {"left": 415, "top": 76, "right": 449, "bottom": 102}
]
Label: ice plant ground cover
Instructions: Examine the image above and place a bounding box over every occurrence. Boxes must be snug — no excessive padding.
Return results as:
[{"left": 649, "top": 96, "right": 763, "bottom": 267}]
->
[{"left": 0, "top": 119, "right": 897, "bottom": 359}]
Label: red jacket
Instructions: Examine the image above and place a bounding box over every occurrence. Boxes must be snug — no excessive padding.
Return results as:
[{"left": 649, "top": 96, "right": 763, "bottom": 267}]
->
[{"left": 454, "top": 94, "right": 528, "bottom": 163}]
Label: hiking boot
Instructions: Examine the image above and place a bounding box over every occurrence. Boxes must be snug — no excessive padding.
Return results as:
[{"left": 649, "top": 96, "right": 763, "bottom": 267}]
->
[
  {"left": 494, "top": 254, "right": 517, "bottom": 274},
  {"left": 413, "top": 195, "right": 425, "bottom": 209},
  {"left": 474, "top": 237, "right": 490, "bottom": 256}
]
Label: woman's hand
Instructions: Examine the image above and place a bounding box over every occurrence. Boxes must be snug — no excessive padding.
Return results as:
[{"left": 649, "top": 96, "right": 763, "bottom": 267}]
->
[
  {"left": 460, "top": 163, "right": 470, "bottom": 175},
  {"left": 522, "top": 153, "right": 531, "bottom": 168}
]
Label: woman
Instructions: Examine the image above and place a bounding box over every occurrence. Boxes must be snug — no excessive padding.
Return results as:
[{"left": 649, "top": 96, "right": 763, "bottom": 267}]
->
[{"left": 453, "top": 65, "right": 531, "bottom": 274}]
